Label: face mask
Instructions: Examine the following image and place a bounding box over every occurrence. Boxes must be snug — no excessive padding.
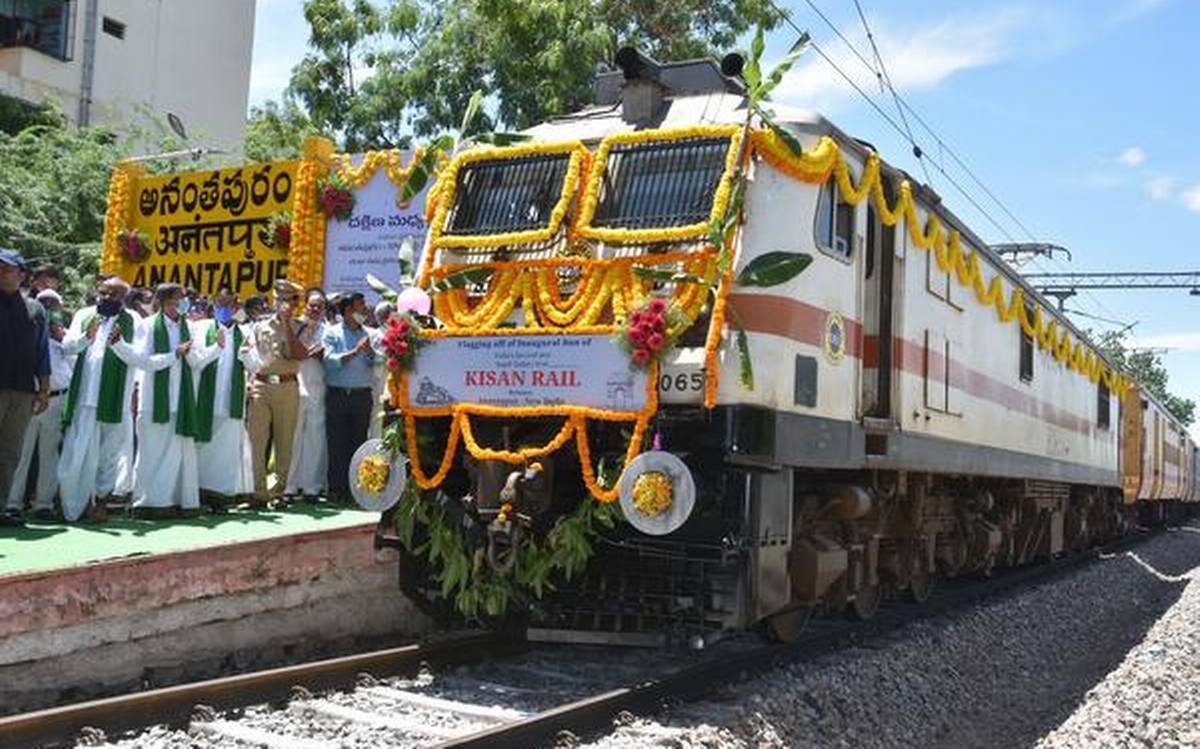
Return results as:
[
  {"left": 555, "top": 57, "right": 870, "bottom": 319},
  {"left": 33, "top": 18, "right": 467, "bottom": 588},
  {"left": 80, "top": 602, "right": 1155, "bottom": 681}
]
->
[
  {"left": 176, "top": 298, "right": 191, "bottom": 316},
  {"left": 351, "top": 311, "right": 368, "bottom": 325},
  {"left": 214, "top": 307, "right": 235, "bottom": 325},
  {"left": 97, "top": 298, "right": 122, "bottom": 317}
]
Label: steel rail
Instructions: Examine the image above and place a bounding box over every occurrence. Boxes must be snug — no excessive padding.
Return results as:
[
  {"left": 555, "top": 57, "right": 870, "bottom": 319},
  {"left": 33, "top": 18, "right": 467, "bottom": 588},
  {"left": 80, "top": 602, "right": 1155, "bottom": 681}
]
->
[
  {"left": 437, "top": 526, "right": 1173, "bottom": 749},
  {"left": 0, "top": 632, "right": 518, "bottom": 749}
]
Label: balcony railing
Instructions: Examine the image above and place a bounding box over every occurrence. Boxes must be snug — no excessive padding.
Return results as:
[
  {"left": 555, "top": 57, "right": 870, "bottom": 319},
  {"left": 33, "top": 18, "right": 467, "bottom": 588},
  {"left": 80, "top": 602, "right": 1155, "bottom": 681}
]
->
[{"left": 0, "top": 1, "right": 74, "bottom": 62}]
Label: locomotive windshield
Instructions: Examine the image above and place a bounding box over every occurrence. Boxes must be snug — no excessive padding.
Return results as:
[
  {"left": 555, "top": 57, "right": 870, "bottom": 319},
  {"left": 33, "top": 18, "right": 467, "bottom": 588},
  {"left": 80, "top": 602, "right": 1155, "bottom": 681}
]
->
[
  {"left": 594, "top": 137, "right": 729, "bottom": 230},
  {"left": 444, "top": 152, "right": 572, "bottom": 236}
]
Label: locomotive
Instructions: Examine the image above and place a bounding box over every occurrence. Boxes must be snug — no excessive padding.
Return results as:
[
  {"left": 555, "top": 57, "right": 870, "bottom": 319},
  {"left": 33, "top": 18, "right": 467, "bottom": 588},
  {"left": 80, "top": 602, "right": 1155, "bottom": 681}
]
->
[{"left": 376, "top": 49, "right": 1197, "bottom": 646}]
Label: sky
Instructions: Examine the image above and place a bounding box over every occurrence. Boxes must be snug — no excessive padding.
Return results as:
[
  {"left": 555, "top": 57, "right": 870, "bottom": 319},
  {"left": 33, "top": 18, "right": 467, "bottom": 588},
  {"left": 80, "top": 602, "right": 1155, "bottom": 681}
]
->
[{"left": 249, "top": 0, "right": 1200, "bottom": 431}]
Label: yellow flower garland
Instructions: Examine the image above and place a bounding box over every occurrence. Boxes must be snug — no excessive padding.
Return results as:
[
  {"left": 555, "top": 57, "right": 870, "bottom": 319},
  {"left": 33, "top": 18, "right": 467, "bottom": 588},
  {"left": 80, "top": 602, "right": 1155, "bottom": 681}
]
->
[
  {"left": 416, "top": 141, "right": 588, "bottom": 286},
  {"left": 396, "top": 363, "right": 658, "bottom": 502},
  {"left": 100, "top": 163, "right": 141, "bottom": 277},
  {"left": 575, "top": 125, "right": 744, "bottom": 245},
  {"left": 751, "top": 130, "right": 1131, "bottom": 396}
]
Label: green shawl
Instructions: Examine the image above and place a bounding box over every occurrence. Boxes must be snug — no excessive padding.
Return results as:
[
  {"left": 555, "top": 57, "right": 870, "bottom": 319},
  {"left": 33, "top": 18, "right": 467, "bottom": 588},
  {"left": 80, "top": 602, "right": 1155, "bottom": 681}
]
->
[
  {"left": 62, "top": 310, "right": 135, "bottom": 427},
  {"left": 194, "top": 321, "right": 244, "bottom": 443},
  {"left": 151, "top": 312, "right": 197, "bottom": 437}
]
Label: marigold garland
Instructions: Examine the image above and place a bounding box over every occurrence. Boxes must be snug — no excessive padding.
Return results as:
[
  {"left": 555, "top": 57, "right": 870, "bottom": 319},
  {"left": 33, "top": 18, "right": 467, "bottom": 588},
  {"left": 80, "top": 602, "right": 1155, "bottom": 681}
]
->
[
  {"left": 750, "top": 130, "right": 1131, "bottom": 395},
  {"left": 100, "top": 163, "right": 142, "bottom": 277},
  {"left": 575, "top": 125, "right": 743, "bottom": 245},
  {"left": 417, "top": 141, "right": 588, "bottom": 284},
  {"left": 396, "top": 363, "right": 658, "bottom": 502}
]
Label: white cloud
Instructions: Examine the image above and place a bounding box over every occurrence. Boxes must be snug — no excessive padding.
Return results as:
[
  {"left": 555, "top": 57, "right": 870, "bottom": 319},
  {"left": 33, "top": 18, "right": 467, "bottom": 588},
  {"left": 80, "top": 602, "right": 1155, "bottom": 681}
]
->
[
  {"left": 1184, "top": 185, "right": 1200, "bottom": 213},
  {"left": 774, "top": 8, "right": 1030, "bottom": 112},
  {"left": 1146, "top": 175, "right": 1174, "bottom": 200},
  {"left": 1118, "top": 146, "right": 1146, "bottom": 167}
]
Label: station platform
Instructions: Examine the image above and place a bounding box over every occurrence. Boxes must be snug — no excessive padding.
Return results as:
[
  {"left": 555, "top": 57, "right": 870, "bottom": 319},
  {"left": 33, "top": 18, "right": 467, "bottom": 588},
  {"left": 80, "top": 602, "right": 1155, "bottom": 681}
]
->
[{"left": 0, "top": 505, "right": 431, "bottom": 715}]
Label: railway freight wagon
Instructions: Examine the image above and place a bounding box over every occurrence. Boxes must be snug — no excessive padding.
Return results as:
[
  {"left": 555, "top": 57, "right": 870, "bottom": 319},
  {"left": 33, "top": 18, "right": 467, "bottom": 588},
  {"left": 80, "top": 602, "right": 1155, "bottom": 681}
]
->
[{"left": 378, "top": 50, "right": 1196, "bottom": 645}]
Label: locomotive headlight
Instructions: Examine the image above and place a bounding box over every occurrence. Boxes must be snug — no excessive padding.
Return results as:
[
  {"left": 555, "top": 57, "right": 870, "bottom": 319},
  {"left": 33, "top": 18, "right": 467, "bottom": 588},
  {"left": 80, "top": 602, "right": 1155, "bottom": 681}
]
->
[{"left": 618, "top": 451, "right": 696, "bottom": 535}]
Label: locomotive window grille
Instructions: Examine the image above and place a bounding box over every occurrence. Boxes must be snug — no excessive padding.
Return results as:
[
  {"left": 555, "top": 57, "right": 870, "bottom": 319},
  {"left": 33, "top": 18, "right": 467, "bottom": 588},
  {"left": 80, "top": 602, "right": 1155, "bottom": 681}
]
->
[
  {"left": 816, "top": 180, "right": 855, "bottom": 261},
  {"left": 1098, "top": 381, "right": 1111, "bottom": 430},
  {"left": 1019, "top": 305, "right": 1034, "bottom": 383},
  {"left": 444, "top": 152, "right": 572, "bottom": 236},
  {"left": 592, "top": 137, "right": 729, "bottom": 230}
]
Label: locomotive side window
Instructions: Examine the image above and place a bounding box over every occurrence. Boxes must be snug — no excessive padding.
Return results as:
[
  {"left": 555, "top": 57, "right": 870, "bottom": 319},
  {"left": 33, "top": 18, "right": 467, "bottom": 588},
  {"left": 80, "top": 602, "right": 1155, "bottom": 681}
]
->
[
  {"left": 1098, "top": 381, "right": 1111, "bottom": 429},
  {"left": 592, "top": 137, "right": 729, "bottom": 230},
  {"left": 815, "top": 181, "right": 854, "bottom": 260},
  {"left": 1019, "top": 305, "right": 1034, "bottom": 383}
]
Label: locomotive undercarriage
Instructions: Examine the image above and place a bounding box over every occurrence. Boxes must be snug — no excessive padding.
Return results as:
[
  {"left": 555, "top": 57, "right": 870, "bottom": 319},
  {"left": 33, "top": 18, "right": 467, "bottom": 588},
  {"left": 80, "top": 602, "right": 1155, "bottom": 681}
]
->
[{"left": 380, "top": 404, "right": 1141, "bottom": 646}]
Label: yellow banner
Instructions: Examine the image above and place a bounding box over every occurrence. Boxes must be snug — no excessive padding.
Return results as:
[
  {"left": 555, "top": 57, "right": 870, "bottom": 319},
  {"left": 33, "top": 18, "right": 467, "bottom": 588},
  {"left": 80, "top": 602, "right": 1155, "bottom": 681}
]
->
[{"left": 122, "top": 162, "right": 298, "bottom": 297}]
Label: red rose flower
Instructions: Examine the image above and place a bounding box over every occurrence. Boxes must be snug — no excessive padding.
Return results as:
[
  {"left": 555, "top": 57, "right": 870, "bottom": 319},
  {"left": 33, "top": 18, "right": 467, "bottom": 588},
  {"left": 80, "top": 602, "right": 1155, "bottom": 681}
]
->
[
  {"left": 647, "top": 298, "right": 668, "bottom": 316},
  {"left": 629, "top": 326, "right": 647, "bottom": 345},
  {"left": 632, "top": 348, "right": 650, "bottom": 365},
  {"left": 646, "top": 332, "right": 665, "bottom": 351}
]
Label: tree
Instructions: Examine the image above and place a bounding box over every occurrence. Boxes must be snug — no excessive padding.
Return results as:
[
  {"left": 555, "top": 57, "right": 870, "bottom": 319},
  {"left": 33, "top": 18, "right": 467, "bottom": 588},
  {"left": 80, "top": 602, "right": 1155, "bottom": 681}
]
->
[
  {"left": 281, "top": 0, "right": 783, "bottom": 149},
  {"left": 0, "top": 121, "right": 133, "bottom": 305},
  {"left": 244, "top": 99, "right": 328, "bottom": 162},
  {"left": 1093, "top": 330, "right": 1195, "bottom": 426}
]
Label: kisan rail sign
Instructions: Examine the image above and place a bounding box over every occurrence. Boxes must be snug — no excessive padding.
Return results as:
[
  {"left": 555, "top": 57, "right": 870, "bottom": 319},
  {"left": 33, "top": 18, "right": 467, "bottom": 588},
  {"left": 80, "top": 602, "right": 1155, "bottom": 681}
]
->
[{"left": 126, "top": 162, "right": 298, "bottom": 297}]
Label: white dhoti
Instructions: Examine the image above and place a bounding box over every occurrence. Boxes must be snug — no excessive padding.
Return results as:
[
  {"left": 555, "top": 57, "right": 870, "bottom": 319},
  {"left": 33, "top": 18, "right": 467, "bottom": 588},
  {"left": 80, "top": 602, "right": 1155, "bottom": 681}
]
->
[
  {"left": 57, "top": 407, "right": 134, "bottom": 517},
  {"left": 7, "top": 394, "right": 63, "bottom": 511},
  {"left": 286, "top": 391, "right": 327, "bottom": 495},
  {"left": 131, "top": 417, "right": 200, "bottom": 509},
  {"left": 198, "top": 415, "right": 254, "bottom": 496}
]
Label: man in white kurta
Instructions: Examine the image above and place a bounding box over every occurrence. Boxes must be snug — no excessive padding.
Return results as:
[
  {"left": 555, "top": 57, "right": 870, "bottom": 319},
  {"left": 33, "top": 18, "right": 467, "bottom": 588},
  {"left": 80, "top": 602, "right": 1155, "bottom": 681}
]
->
[
  {"left": 6, "top": 311, "right": 75, "bottom": 518},
  {"left": 194, "top": 289, "right": 254, "bottom": 503},
  {"left": 285, "top": 288, "right": 328, "bottom": 500},
  {"left": 111, "top": 284, "right": 217, "bottom": 513},
  {"left": 57, "top": 278, "right": 140, "bottom": 521}
]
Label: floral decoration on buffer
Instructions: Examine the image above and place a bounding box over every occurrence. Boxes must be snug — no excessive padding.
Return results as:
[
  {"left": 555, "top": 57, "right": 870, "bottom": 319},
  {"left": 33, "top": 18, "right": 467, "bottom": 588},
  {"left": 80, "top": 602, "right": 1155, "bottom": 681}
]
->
[
  {"left": 357, "top": 454, "right": 390, "bottom": 495},
  {"left": 318, "top": 171, "right": 356, "bottom": 221}
]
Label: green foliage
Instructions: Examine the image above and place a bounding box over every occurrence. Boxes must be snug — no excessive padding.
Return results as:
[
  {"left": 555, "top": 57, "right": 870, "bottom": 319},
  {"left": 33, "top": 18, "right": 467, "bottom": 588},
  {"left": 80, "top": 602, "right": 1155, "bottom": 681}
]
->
[
  {"left": 388, "top": 442, "right": 622, "bottom": 620},
  {"left": 0, "top": 118, "right": 135, "bottom": 306},
  {"left": 736, "top": 250, "right": 812, "bottom": 287},
  {"left": 279, "top": 0, "right": 782, "bottom": 149},
  {"left": 244, "top": 100, "right": 328, "bottom": 162},
  {"left": 1094, "top": 330, "right": 1195, "bottom": 426},
  {"left": 0, "top": 94, "right": 66, "bottom": 136}
]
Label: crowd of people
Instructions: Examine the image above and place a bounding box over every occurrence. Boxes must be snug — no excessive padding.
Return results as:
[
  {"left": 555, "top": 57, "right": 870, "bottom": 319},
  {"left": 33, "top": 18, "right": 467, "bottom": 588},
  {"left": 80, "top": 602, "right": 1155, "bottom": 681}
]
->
[{"left": 0, "top": 248, "right": 400, "bottom": 526}]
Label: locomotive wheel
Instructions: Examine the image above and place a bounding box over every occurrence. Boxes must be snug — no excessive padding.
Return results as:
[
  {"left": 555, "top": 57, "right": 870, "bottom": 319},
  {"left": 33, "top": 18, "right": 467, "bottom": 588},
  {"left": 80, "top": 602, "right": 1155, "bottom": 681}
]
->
[
  {"left": 848, "top": 584, "right": 882, "bottom": 621},
  {"left": 766, "top": 606, "right": 811, "bottom": 643},
  {"left": 909, "top": 566, "right": 933, "bottom": 604}
]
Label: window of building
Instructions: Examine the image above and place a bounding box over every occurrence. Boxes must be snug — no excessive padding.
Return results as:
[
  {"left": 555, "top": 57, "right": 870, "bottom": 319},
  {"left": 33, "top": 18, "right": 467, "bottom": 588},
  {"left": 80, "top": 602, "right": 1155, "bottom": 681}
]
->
[
  {"left": 0, "top": 1, "right": 75, "bottom": 60},
  {"left": 593, "top": 137, "right": 729, "bottom": 230},
  {"left": 815, "top": 181, "right": 854, "bottom": 260},
  {"left": 1098, "top": 381, "right": 1111, "bottom": 430},
  {"left": 101, "top": 15, "right": 124, "bottom": 39},
  {"left": 1019, "top": 304, "right": 1034, "bottom": 382}
]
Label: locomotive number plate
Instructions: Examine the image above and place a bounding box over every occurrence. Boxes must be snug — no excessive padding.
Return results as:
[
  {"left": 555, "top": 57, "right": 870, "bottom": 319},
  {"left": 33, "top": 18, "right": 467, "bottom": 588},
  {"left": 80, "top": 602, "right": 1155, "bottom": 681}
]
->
[{"left": 658, "top": 348, "right": 706, "bottom": 405}]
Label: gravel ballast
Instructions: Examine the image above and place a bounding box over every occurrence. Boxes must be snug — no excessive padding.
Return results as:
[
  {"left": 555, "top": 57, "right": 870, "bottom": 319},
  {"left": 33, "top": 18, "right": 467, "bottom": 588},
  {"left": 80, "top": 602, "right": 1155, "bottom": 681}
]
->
[{"left": 586, "top": 524, "right": 1200, "bottom": 749}]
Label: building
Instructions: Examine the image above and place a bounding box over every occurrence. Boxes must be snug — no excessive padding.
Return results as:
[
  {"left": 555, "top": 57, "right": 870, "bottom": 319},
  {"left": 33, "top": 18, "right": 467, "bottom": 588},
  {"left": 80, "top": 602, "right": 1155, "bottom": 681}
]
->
[{"left": 0, "top": 1, "right": 255, "bottom": 151}]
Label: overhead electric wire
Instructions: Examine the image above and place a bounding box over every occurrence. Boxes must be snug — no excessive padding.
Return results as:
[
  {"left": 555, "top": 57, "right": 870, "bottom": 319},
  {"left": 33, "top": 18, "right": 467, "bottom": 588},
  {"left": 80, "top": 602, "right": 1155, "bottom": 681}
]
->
[
  {"left": 850, "top": 0, "right": 932, "bottom": 186},
  {"left": 780, "top": 0, "right": 1126, "bottom": 329}
]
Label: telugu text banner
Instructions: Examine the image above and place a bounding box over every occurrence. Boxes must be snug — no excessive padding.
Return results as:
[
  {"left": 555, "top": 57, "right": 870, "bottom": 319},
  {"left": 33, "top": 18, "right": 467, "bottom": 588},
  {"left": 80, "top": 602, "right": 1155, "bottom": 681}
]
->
[{"left": 126, "top": 161, "right": 298, "bottom": 298}]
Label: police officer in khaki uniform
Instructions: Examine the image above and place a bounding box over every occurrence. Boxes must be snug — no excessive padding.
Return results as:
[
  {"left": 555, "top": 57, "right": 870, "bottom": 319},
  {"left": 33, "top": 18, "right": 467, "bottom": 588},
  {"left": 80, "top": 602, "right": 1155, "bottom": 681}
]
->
[{"left": 243, "top": 280, "right": 308, "bottom": 505}]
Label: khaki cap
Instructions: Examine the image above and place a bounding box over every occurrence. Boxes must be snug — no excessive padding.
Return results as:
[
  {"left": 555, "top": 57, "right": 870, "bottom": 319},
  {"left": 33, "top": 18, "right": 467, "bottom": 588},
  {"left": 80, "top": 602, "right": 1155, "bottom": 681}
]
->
[{"left": 274, "top": 279, "right": 303, "bottom": 301}]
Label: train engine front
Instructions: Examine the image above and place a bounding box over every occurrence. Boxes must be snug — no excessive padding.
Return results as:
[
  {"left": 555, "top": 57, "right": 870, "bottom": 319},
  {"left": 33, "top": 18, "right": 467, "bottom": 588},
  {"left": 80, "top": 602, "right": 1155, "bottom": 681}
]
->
[{"left": 369, "top": 54, "right": 823, "bottom": 646}]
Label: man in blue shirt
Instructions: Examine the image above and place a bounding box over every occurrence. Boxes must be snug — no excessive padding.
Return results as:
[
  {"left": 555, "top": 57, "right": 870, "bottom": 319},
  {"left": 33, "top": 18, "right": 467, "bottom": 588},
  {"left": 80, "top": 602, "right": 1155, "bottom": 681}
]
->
[
  {"left": 321, "top": 292, "right": 375, "bottom": 504},
  {"left": 0, "top": 249, "right": 51, "bottom": 527}
]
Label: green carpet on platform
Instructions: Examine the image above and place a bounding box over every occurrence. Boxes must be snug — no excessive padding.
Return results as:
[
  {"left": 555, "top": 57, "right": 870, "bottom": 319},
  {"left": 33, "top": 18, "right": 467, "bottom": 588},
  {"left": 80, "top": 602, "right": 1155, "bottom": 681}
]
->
[{"left": 0, "top": 505, "right": 377, "bottom": 578}]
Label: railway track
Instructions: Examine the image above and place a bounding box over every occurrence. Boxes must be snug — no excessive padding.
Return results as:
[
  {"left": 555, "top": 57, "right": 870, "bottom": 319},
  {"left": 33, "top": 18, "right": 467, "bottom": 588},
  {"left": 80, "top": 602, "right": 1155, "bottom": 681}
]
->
[{"left": 0, "top": 526, "right": 1165, "bottom": 749}]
